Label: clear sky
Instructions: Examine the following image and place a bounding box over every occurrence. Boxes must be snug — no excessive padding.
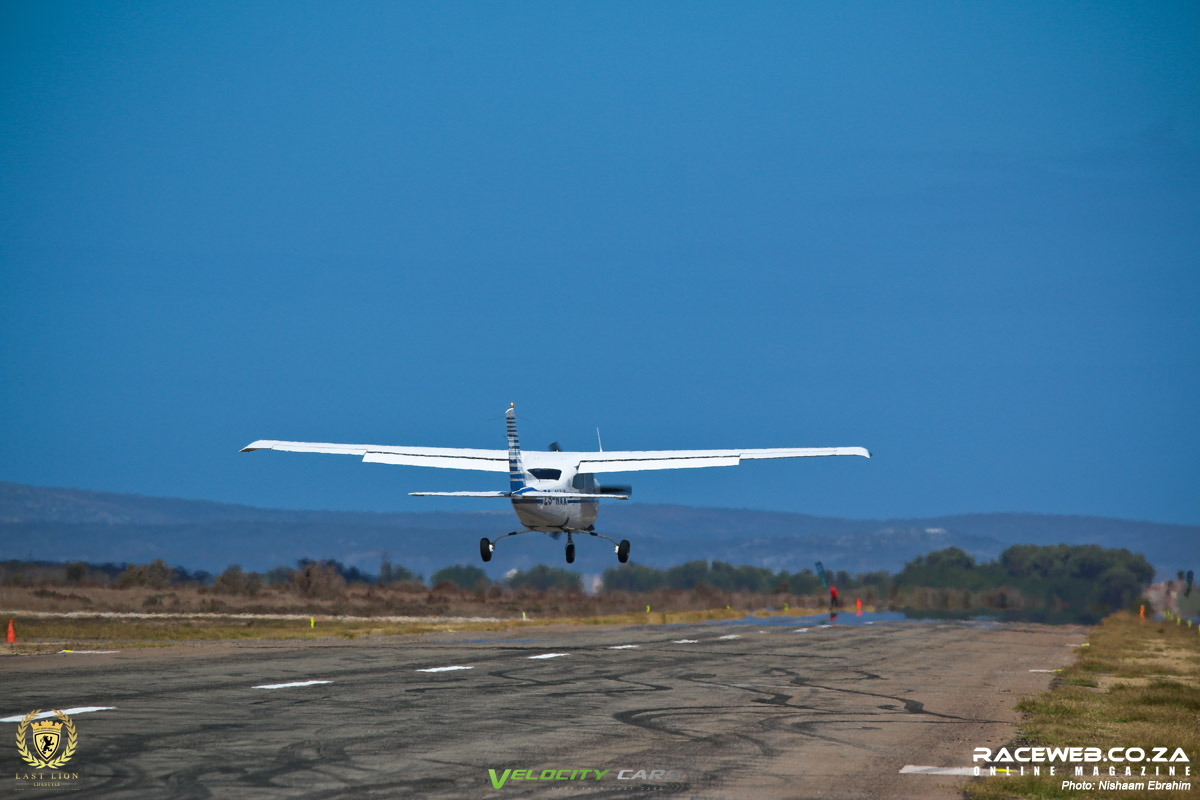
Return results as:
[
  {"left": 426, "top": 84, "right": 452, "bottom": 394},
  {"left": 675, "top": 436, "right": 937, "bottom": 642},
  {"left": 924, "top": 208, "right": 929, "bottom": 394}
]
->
[{"left": 2, "top": 2, "right": 1197, "bottom": 524}]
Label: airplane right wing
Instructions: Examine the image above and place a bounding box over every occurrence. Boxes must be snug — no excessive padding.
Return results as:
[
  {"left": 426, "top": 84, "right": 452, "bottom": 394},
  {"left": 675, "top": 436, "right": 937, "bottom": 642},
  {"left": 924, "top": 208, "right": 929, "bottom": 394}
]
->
[
  {"left": 572, "top": 447, "right": 871, "bottom": 474},
  {"left": 240, "top": 440, "right": 509, "bottom": 472}
]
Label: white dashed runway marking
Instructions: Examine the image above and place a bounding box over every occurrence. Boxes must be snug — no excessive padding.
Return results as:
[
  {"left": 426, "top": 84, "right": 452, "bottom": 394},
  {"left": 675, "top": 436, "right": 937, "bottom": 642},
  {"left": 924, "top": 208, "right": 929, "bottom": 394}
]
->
[
  {"left": 672, "top": 639, "right": 699, "bottom": 643},
  {"left": 253, "top": 680, "right": 332, "bottom": 690},
  {"left": 899, "top": 765, "right": 976, "bottom": 776},
  {"left": 527, "top": 653, "right": 569, "bottom": 660},
  {"left": 607, "top": 645, "right": 639, "bottom": 650},
  {"left": 416, "top": 666, "right": 474, "bottom": 673},
  {"left": 716, "top": 634, "right": 741, "bottom": 640},
  {"left": 1, "top": 707, "right": 117, "bottom": 723}
]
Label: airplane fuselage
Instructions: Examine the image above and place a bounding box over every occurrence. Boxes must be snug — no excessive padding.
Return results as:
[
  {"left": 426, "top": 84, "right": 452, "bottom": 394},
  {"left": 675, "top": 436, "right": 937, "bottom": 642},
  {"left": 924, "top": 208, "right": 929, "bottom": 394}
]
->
[{"left": 510, "top": 467, "right": 599, "bottom": 532}]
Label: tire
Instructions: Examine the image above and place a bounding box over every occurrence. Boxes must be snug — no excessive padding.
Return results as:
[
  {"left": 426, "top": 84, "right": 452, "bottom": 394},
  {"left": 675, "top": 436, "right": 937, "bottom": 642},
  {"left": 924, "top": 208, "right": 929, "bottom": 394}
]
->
[
  {"left": 617, "top": 539, "right": 630, "bottom": 563},
  {"left": 480, "top": 537, "right": 492, "bottom": 563},
  {"left": 565, "top": 543, "right": 575, "bottom": 564}
]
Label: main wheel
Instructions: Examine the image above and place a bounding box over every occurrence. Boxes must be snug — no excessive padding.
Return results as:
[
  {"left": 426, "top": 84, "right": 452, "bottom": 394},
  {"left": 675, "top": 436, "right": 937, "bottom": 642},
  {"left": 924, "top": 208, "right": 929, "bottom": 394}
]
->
[
  {"left": 617, "top": 539, "right": 630, "bottom": 563},
  {"left": 565, "top": 543, "right": 575, "bottom": 564},
  {"left": 480, "top": 537, "right": 493, "bottom": 563}
]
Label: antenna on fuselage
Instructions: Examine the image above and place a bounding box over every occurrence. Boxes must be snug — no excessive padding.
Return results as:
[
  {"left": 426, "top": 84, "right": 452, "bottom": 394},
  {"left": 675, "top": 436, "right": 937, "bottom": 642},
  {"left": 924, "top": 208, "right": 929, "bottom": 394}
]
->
[{"left": 596, "top": 428, "right": 603, "bottom": 452}]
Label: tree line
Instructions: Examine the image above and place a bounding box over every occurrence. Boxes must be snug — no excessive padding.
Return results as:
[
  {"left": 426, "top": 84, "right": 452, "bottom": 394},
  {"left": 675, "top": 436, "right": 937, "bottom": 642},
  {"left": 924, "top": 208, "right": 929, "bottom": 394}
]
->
[{"left": 0, "top": 542, "right": 1158, "bottom": 615}]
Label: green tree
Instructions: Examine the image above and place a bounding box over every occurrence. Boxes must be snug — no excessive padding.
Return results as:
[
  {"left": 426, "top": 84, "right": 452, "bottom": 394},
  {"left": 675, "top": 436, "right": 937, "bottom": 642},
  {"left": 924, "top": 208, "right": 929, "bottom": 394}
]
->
[
  {"left": 507, "top": 565, "right": 582, "bottom": 592},
  {"left": 430, "top": 564, "right": 490, "bottom": 591},
  {"left": 602, "top": 564, "right": 665, "bottom": 592}
]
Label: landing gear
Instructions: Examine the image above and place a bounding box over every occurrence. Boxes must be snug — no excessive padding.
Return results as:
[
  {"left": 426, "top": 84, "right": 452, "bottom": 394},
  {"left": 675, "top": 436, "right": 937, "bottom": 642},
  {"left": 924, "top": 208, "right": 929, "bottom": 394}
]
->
[{"left": 481, "top": 529, "right": 629, "bottom": 564}]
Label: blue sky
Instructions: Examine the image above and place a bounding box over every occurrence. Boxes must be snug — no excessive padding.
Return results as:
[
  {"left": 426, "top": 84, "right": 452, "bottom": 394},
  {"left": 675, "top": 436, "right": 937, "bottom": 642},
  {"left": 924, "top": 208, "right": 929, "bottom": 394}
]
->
[{"left": 2, "top": 2, "right": 1197, "bottom": 524}]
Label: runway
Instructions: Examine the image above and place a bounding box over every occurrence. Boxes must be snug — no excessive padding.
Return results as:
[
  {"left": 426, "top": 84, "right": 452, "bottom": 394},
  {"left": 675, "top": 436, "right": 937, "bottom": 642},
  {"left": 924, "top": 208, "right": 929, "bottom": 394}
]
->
[{"left": 2, "top": 615, "right": 1086, "bottom": 799}]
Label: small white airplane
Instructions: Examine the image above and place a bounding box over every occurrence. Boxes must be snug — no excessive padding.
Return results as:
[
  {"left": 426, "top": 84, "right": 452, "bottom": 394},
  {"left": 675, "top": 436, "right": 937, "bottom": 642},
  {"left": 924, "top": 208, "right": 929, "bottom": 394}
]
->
[{"left": 242, "top": 404, "right": 870, "bottom": 565}]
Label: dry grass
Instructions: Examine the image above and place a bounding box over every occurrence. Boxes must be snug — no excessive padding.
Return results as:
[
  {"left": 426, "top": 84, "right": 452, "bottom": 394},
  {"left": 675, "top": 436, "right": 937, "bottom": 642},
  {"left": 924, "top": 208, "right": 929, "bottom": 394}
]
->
[
  {"left": 0, "top": 603, "right": 818, "bottom": 654},
  {"left": 0, "top": 582, "right": 829, "bottom": 619},
  {"left": 967, "top": 612, "right": 1200, "bottom": 800}
]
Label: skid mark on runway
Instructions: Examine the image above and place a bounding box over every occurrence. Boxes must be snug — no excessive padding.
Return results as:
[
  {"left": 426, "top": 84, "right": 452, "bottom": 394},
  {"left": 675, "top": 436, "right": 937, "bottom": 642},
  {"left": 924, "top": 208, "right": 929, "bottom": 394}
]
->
[{"left": 769, "top": 667, "right": 990, "bottom": 723}]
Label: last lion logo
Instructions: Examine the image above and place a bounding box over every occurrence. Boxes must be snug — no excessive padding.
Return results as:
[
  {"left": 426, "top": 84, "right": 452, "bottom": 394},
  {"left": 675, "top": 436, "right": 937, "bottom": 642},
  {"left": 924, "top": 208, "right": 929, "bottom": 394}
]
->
[{"left": 15, "top": 710, "right": 77, "bottom": 769}]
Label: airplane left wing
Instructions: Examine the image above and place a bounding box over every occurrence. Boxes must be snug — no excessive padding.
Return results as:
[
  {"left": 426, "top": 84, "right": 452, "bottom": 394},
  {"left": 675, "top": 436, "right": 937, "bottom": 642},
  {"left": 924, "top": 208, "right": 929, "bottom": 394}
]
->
[
  {"left": 572, "top": 447, "right": 870, "bottom": 474},
  {"left": 240, "top": 440, "right": 509, "bottom": 472}
]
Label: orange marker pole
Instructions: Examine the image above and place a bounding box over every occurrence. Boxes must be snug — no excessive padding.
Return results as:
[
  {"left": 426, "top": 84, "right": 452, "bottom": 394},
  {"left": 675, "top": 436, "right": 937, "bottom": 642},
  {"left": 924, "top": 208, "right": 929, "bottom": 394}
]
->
[
  {"left": 6, "top": 619, "right": 14, "bottom": 643},
  {"left": 1139, "top": 604, "right": 1145, "bottom": 624},
  {"left": 855, "top": 598, "right": 863, "bottom": 616}
]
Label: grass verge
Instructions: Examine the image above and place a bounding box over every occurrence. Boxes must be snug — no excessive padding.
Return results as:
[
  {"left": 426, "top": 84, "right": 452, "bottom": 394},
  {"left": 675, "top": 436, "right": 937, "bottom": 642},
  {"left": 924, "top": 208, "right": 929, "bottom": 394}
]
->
[
  {"left": 1, "top": 605, "right": 803, "bottom": 653},
  {"left": 966, "top": 611, "right": 1198, "bottom": 800}
]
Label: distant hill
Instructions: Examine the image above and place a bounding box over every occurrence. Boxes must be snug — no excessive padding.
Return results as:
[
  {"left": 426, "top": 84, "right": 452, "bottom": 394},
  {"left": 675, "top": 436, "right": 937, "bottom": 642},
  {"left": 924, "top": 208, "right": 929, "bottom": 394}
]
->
[{"left": 1, "top": 482, "right": 1195, "bottom": 583}]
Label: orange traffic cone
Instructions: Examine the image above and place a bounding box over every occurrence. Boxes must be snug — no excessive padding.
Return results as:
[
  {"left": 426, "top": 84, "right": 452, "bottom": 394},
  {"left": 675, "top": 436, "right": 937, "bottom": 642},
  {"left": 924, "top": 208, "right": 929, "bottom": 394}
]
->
[{"left": 6, "top": 619, "right": 14, "bottom": 643}]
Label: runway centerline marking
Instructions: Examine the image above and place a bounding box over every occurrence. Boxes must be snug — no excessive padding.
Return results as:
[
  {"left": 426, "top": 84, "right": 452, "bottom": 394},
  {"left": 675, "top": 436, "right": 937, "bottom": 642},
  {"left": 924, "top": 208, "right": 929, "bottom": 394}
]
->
[
  {"left": 716, "top": 634, "right": 741, "bottom": 640},
  {"left": 528, "top": 653, "right": 569, "bottom": 660},
  {"left": 253, "top": 680, "right": 332, "bottom": 690},
  {"left": 1, "top": 707, "right": 116, "bottom": 723},
  {"left": 899, "top": 765, "right": 976, "bottom": 776},
  {"left": 607, "top": 645, "right": 639, "bottom": 649},
  {"left": 416, "top": 666, "right": 474, "bottom": 673},
  {"left": 672, "top": 639, "right": 699, "bottom": 643}
]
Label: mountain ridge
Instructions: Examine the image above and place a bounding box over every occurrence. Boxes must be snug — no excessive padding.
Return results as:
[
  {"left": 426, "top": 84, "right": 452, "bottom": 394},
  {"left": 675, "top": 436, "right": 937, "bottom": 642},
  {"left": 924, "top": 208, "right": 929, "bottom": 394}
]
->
[{"left": 2, "top": 481, "right": 1194, "bottom": 581}]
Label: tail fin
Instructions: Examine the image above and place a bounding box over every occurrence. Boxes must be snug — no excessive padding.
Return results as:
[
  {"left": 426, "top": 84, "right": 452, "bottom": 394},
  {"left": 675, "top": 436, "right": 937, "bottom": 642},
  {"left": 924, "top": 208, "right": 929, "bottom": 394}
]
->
[{"left": 506, "top": 403, "right": 527, "bottom": 492}]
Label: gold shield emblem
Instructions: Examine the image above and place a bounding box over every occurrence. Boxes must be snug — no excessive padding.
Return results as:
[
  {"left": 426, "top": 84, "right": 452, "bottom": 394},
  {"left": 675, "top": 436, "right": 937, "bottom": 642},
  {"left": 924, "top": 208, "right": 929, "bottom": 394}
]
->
[
  {"left": 16, "top": 710, "right": 77, "bottom": 769},
  {"left": 34, "top": 726, "right": 61, "bottom": 759}
]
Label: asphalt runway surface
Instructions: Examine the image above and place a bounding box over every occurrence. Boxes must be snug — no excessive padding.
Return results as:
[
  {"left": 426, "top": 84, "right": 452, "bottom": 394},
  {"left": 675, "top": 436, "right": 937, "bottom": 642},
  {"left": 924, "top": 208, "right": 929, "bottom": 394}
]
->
[{"left": 2, "top": 614, "right": 1087, "bottom": 799}]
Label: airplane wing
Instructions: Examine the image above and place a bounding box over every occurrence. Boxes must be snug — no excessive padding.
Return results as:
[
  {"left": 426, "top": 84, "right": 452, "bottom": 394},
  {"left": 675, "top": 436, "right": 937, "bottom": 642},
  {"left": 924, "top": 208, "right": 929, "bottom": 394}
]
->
[
  {"left": 570, "top": 447, "right": 871, "bottom": 474},
  {"left": 240, "top": 440, "right": 509, "bottom": 472},
  {"left": 409, "top": 490, "right": 629, "bottom": 500}
]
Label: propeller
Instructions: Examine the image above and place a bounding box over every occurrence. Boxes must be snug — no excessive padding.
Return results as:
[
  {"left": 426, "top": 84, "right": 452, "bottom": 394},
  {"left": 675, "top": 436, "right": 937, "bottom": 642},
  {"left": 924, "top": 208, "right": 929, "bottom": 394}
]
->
[{"left": 548, "top": 442, "right": 562, "bottom": 451}]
